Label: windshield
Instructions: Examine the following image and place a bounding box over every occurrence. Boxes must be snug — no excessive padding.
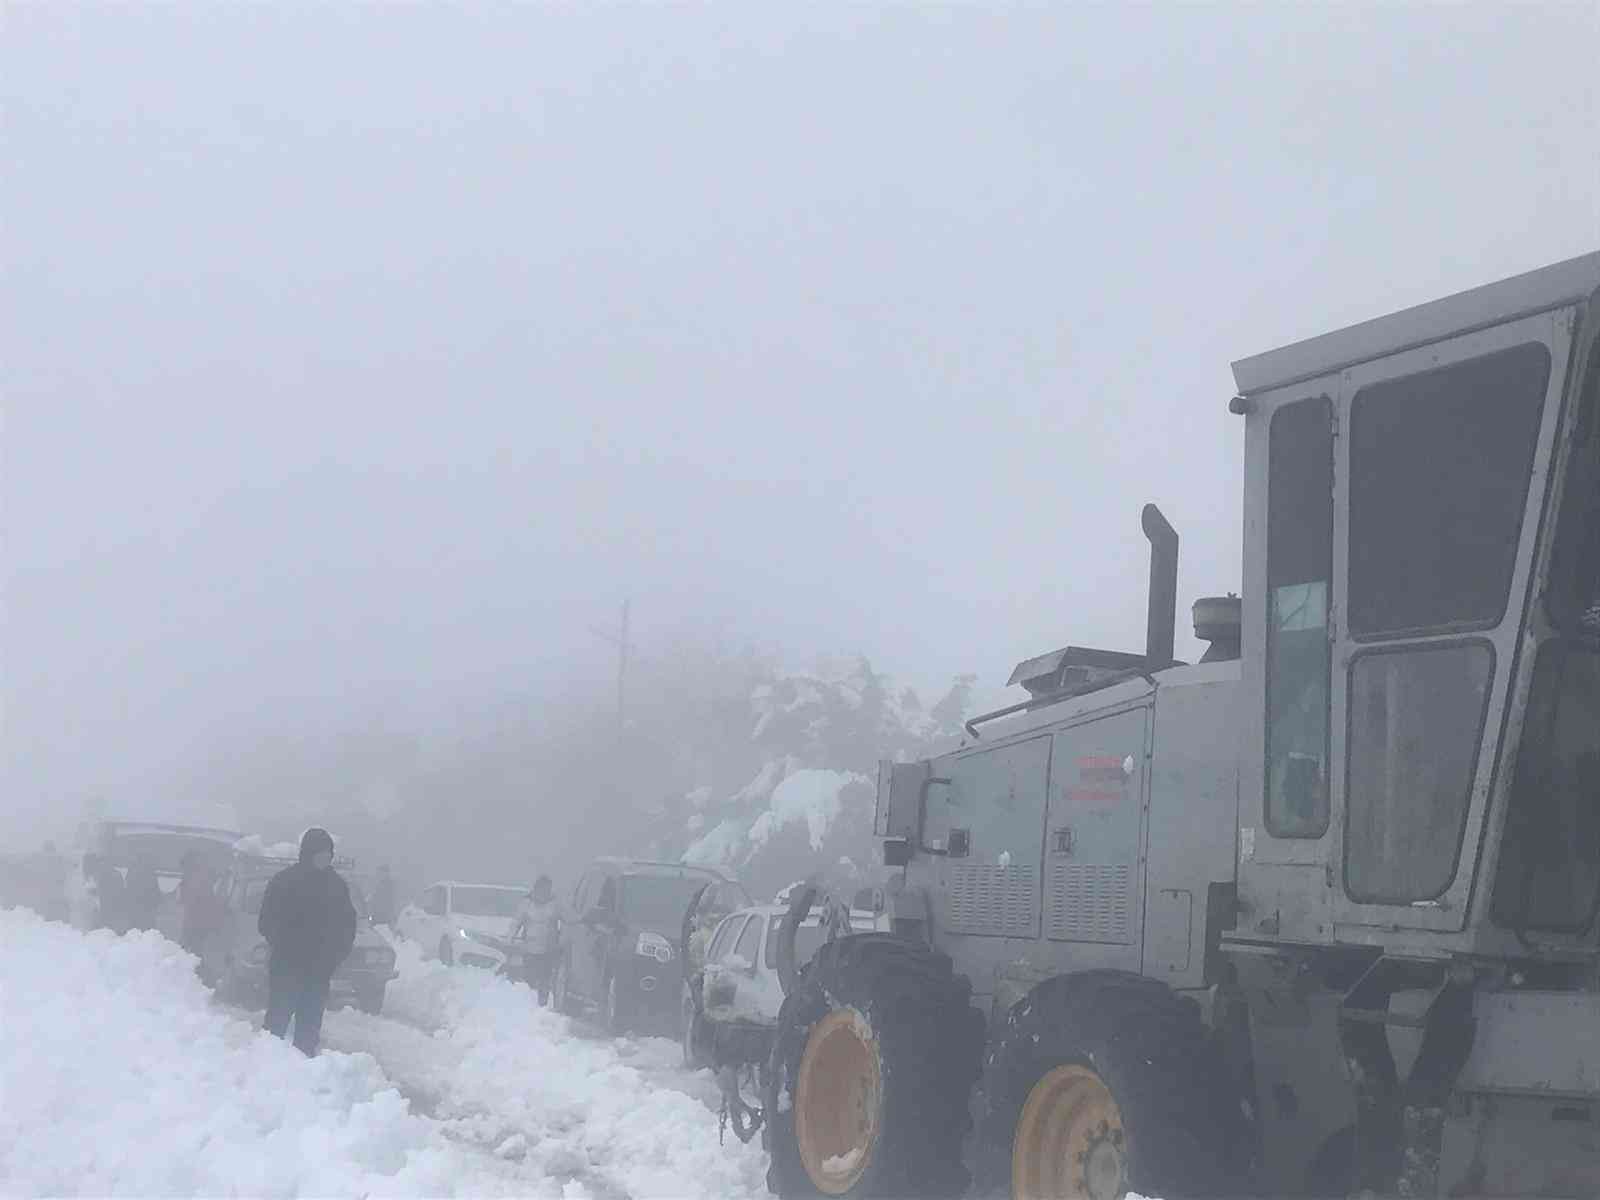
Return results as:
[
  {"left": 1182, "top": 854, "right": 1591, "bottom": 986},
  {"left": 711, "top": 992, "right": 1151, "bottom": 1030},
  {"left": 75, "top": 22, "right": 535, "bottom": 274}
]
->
[
  {"left": 765, "top": 921, "right": 828, "bottom": 970},
  {"left": 620, "top": 874, "right": 714, "bottom": 933},
  {"left": 451, "top": 886, "right": 525, "bottom": 918}
]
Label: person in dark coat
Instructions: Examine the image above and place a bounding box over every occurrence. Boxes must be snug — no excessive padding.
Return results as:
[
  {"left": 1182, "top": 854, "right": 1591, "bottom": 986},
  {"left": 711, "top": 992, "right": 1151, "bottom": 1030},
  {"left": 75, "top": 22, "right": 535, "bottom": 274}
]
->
[{"left": 257, "top": 827, "right": 357, "bottom": 1056}]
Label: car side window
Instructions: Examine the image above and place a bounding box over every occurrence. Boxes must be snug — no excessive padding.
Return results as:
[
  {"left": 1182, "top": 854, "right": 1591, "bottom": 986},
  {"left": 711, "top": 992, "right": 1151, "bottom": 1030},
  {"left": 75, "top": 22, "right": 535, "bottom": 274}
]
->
[
  {"left": 732, "top": 914, "right": 763, "bottom": 967},
  {"left": 708, "top": 915, "right": 745, "bottom": 962},
  {"left": 422, "top": 886, "right": 445, "bottom": 916},
  {"left": 596, "top": 876, "right": 617, "bottom": 913}
]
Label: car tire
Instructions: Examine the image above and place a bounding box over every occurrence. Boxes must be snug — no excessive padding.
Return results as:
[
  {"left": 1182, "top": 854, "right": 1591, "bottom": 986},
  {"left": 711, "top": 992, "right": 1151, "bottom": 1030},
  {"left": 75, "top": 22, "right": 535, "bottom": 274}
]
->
[
  {"left": 439, "top": 936, "right": 454, "bottom": 966},
  {"left": 988, "top": 970, "right": 1250, "bottom": 1199},
  {"left": 764, "top": 933, "right": 982, "bottom": 1199},
  {"left": 683, "top": 993, "right": 712, "bottom": 1069},
  {"left": 357, "top": 984, "right": 386, "bottom": 1016}
]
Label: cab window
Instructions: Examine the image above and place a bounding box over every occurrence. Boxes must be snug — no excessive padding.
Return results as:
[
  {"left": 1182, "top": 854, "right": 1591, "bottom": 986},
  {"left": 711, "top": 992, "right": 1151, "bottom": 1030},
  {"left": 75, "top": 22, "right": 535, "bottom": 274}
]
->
[
  {"left": 421, "top": 886, "right": 445, "bottom": 916},
  {"left": 1344, "top": 642, "right": 1494, "bottom": 903},
  {"left": 1265, "top": 396, "right": 1333, "bottom": 838},
  {"left": 1348, "top": 343, "right": 1550, "bottom": 638}
]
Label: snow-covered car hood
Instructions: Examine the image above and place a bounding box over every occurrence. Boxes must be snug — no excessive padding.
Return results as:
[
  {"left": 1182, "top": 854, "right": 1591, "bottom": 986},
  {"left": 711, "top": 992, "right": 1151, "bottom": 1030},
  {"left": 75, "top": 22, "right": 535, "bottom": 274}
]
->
[{"left": 454, "top": 915, "right": 517, "bottom": 941}]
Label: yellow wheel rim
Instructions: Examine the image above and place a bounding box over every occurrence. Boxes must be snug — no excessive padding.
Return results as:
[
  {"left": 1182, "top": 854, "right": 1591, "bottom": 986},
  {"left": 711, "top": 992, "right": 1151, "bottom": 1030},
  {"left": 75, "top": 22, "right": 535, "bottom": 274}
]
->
[
  {"left": 794, "top": 1009, "right": 883, "bottom": 1194},
  {"left": 1012, "top": 1064, "right": 1128, "bottom": 1200}
]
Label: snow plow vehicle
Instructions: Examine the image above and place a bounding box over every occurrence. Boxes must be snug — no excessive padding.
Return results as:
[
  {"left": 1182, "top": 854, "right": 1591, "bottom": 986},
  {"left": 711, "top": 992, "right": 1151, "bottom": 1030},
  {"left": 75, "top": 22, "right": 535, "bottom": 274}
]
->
[{"left": 760, "top": 252, "right": 1600, "bottom": 1199}]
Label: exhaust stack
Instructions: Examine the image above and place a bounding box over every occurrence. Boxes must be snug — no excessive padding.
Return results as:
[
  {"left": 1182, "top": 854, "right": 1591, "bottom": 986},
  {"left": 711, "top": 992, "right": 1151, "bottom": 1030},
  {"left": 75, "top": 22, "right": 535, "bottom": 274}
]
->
[{"left": 1142, "top": 504, "right": 1178, "bottom": 671}]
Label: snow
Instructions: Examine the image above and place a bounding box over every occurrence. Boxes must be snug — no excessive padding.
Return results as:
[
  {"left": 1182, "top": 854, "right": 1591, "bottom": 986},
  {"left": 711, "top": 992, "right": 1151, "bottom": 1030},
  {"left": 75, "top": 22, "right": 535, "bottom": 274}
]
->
[
  {"left": 748, "top": 768, "right": 870, "bottom": 853},
  {"left": 821, "top": 1146, "right": 863, "bottom": 1173},
  {"left": 0, "top": 907, "right": 510, "bottom": 1197},
  {"left": 2, "top": 909, "right": 769, "bottom": 1198},
  {"left": 339, "top": 937, "right": 770, "bottom": 1199},
  {"left": 682, "top": 817, "right": 745, "bottom": 866}
]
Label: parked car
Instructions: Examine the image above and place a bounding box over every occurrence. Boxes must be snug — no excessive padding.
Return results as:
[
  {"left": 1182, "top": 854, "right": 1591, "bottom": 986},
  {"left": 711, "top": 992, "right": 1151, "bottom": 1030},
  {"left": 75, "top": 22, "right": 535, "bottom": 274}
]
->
[
  {"left": 396, "top": 880, "right": 527, "bottom": 970},
  {"left": 682, "top": 896, "right": 890, "bottom": 1070},
  {"left": 553, "top": 858, "right": 747, "bottom": 1037},
  {"left": 209, "top": 854, "right": 397, "bottom": 1014}
]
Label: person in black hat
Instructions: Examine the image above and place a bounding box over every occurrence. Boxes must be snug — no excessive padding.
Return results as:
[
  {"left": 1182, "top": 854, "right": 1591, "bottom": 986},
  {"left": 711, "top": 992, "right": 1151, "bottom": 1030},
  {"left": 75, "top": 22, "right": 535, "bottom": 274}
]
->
[{"left": 257, "top": 827, "right": 357, "bottom": 1055}]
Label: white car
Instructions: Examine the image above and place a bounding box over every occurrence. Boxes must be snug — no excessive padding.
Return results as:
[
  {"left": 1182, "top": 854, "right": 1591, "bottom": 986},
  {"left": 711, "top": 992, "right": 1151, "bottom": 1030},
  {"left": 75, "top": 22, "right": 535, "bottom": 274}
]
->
[
  {"left": 684, "top": 899, "right": 890, "bottom": 1069},
  {"left": 396, "top": 880, "right": 528, "bottom": 970}
]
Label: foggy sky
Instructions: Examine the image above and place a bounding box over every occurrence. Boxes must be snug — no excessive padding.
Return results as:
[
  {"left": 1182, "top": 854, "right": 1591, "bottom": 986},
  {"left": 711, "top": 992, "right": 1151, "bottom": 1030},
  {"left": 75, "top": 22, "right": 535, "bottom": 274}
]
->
[{"left": 4, "top": 3, "right": 1597, "bottom": 840}]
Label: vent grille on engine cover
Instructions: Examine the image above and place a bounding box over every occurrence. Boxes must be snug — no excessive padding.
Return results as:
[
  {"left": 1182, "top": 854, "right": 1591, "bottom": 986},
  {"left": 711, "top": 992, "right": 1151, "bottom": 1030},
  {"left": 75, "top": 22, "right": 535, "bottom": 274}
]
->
[
  {"left": 946, "top": 864, "right": 1037, "bottom": 937},
  {"left": 1046, "top": 863, "right": 1132, "bottom": 944}
]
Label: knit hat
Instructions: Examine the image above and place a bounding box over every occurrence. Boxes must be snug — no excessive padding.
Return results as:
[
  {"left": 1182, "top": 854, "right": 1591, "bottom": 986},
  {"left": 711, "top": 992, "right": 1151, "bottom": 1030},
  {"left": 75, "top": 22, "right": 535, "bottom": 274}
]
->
[{"left": 299, "top": 827, "right": 335, "bottom": 863}]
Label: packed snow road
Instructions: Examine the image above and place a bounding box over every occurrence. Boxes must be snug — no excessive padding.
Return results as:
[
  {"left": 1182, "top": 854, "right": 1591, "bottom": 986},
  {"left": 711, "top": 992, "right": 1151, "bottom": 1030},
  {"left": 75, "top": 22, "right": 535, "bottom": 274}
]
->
[{"left": 0, "top": 908, "right": 767, "bottom": 1198}]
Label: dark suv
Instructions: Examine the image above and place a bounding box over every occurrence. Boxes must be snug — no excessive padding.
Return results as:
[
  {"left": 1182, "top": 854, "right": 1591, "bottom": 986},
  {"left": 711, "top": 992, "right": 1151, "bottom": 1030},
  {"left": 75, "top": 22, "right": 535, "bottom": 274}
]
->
[{"left": 552, "top": 858, "right": 748, "bottom": 1036}]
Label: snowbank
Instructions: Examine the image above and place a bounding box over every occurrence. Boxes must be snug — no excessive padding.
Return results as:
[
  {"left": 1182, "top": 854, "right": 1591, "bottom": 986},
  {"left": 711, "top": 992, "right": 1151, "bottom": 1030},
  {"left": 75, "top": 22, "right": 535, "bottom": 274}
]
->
[
  {"left": 0, "top": 908, "right": 523, "bottom": 1197},
  {"left": 366, "top": 939, "right": 769, "bottom": 1199}
]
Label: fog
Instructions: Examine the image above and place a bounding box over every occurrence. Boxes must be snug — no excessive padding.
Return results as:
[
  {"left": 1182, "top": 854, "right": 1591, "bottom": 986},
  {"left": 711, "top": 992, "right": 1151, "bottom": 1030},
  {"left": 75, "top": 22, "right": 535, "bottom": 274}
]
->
[{"left": 4, "top": 5, "right": 1596, "bottom": 876}]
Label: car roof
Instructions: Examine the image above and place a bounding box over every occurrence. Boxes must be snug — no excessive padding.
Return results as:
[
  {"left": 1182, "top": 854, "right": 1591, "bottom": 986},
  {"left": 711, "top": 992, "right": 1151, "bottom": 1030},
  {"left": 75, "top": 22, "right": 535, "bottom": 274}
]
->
[
  {"left": 592, "top": 857, "right": 729, "bottom": 880},
  {"left": 428, "top": 880, "right": 527, "bottom": 891}
]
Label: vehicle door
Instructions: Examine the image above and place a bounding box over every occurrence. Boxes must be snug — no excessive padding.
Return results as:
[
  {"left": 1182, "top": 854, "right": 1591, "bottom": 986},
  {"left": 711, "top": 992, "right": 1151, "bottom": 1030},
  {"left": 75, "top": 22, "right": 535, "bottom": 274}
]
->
[
  {"left": 725, "top": 913, "right": 771, "bottom": 1020},
  {"left": 1042, "top": 706, "right": 1151, "bottom": 973},
  {"left": 586, "top": 874, "right": 623, "bottom": 991},
  {"left": 566, "top": 870, "right": 602, "bottom": 1001},
  {"left": 700, "top": 914, "right": 752, "bottom": 1020},
  {"left": 926, "top": 734, "right": 1053, "bottom": 939}
]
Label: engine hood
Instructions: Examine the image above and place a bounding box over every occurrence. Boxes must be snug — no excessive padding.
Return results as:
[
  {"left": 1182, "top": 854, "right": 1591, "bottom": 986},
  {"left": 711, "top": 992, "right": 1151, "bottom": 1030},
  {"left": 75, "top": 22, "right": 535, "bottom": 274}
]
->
[{"left": 455, "top": 914, "right": 518, "bottom": 940}]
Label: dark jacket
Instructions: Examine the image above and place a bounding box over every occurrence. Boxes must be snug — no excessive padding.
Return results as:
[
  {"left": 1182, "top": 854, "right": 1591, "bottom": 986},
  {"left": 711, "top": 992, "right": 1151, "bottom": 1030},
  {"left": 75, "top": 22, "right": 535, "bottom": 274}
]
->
[{"left": 258, "top": 859, "right": 358, "bottom": 978}]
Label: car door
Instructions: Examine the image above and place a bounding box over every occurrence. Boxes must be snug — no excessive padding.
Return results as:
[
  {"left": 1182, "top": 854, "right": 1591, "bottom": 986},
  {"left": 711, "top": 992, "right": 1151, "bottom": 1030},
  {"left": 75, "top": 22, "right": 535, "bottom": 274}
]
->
[
  {"left": 585, "top": 874, "right": 622, "bottom": 994},
  {"left": 725, "top": 913, "right": 766, "bottom": 1018},
  {"left": 700, "top": 914, "right": 750, "bottom": 1019},
  {"left": 566, "top": 870, "right": 599, "bottom": 1002}
]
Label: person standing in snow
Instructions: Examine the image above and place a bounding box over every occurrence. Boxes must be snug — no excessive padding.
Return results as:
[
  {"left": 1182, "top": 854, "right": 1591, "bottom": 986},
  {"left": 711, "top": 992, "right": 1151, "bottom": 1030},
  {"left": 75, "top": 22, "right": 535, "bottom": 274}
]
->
[
  {"left": 257, "top": 827, "right": 357, "bottom": 1055},
  {"left": 512, "top": 875, "right": 564, "bottom": 1006},
  {"left": 370, "top": 863, "right": 397, "bottom": 927}
]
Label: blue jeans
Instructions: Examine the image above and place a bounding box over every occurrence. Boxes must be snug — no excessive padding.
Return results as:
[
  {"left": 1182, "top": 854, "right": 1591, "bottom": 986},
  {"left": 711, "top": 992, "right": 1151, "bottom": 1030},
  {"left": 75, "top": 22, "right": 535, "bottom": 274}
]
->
[{"left": 265, "top": 963, "right": 331, "bottom": 1056}]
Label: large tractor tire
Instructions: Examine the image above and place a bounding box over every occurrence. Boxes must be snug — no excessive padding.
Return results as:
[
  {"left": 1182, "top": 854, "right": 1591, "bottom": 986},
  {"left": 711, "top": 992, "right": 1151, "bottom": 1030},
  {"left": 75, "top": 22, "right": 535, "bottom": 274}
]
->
[
  {"left": 764, "top": 933, "right": 983, "bottom": 1198},
  {"left": 989, "top": 971, "right": 1248, "bottom": 1200}
]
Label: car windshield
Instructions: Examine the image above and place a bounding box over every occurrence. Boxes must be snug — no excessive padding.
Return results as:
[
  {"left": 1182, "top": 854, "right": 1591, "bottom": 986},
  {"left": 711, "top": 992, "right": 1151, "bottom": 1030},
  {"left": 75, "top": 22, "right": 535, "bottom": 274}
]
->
[
  {"left": 765, "top": 921, "right": 828, "bottom": 969},
  {"left": 451, "top": 886, "right": 525, "bottom": 918},
  {"left": 621, "top": 874, "right": 715, "bottom": 933}
]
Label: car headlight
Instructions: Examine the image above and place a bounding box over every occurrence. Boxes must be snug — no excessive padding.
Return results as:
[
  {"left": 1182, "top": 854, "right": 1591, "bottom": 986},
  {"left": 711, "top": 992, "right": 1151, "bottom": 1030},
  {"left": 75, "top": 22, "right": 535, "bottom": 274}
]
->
[{"left": 635, "top": 932, "right": 674, "bottom": 963}]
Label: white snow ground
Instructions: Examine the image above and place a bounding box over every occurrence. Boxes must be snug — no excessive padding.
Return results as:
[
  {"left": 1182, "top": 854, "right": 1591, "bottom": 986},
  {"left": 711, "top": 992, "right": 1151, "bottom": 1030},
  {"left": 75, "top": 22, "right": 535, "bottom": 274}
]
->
[{"left": 0, "top": 908, "right": 767, "bottom": 1198}]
